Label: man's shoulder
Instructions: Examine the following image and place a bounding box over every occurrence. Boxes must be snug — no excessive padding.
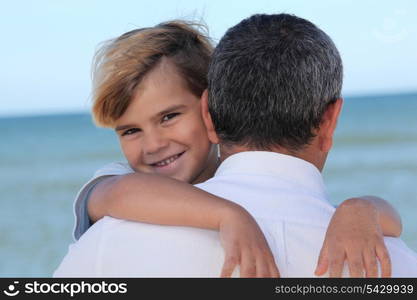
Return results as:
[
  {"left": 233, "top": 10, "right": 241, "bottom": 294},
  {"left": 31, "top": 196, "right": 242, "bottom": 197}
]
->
[
  {"left": 81, "top": 217, "right": 225, "bottom": 277},
  {"left": 97, "top": 216, "right": 220, "bottom": 243}
]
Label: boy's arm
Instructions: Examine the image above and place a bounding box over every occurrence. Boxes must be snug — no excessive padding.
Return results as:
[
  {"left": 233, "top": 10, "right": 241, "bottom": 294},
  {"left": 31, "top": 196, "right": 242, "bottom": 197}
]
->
[
  {"left": 316, "top": 196, "right": 402, "bottom": 277},
  {"left": 88, "top": 173, "right": 279, "bottom": 278},
  {"left": 89, "top": 173, "right": 236, "bottom": 229}
]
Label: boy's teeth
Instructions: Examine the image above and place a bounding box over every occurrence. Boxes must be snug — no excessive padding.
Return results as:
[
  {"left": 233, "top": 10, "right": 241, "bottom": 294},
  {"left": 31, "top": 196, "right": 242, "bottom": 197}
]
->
[{"left": 155, "top": 154, "right": 179, "bottom": 167}]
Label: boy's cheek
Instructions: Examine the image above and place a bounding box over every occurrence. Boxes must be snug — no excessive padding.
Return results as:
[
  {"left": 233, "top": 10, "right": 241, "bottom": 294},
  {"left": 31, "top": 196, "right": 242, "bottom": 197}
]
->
[{"left": 119, "top": 142, "right": 136, "bottom": 165}]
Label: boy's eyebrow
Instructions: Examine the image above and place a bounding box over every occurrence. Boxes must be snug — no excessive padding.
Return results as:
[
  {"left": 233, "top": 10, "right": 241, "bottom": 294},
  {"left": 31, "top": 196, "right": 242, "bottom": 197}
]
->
[
  {"left": 115, "top": 124, "right": 135, "bottom": 131},
  {"left": 115, "top": 105, "right": 187, "bottom": 131},
  {"left": 157, "top": 104, "right": 187, "bottom": 117}
]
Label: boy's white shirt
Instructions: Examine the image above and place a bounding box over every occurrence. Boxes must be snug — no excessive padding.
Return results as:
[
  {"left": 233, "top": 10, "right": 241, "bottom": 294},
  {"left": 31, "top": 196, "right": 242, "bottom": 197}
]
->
[{"left": 73, "top": 162, "right": 134, "bottom": 241}]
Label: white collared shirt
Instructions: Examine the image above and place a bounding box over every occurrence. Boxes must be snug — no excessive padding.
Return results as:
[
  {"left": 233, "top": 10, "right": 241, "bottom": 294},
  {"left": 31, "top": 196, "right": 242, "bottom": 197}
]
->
[{"left": 54, "top": 152, "right": 417, "bottom": 277}]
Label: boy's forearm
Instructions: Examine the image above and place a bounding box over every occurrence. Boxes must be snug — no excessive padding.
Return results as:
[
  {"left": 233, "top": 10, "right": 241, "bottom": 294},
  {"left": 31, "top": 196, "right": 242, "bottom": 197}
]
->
[
  {"left": 340, "top": 196, "right": 402, "bottom": 237},
  {"left": 88, "top": 173, "right": 243, "bottom": 229}
]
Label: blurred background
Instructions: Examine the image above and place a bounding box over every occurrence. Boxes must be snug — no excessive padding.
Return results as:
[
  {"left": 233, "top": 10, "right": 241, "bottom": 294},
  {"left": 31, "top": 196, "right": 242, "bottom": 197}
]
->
[{"left": 1, "top": 0, "right": 416, "bottom": 276}]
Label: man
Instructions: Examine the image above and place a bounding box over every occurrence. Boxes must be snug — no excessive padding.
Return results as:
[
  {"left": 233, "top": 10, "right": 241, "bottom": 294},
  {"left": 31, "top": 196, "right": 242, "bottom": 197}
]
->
[{"left": 54, "top": 13, "right": 417, "bottom": 277}]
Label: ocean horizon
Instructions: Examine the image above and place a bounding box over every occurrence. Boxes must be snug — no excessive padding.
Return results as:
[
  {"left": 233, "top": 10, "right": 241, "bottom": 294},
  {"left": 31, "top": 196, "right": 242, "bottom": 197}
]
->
[{"left": 1, "top": 92, "right": 416, "bottom": 276}]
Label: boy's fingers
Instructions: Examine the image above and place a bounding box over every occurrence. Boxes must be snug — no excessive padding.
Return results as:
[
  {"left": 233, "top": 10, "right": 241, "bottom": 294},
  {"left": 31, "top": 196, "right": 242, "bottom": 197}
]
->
[
  {"left": 363, "top": 248, "right": 378, "bottom": 278},
  {"left": 269, "top": 259, "right": 280, "bottom": 278},
  {"left": 347, "top": 252, "right": 364, "bottom": 278},
  {"left": 328, "top": 250, "right": 345, "bottom": 277},
  {"left": 220, "top": 255, "right": 239, "bottom": 277},
  {"left": 315, "top": 244, "right": 329, "bottom": 276},
  {"left": 376, "top": 243, "right": 392, "bottom": 278},
  {"left": 240, "top": 251, "right": 256, "bottom": 278},
  {"left": 255, "top": 258, "right": 270, "bottom": 278},
  {"left": 262, "top": 248, "right": 280, "bottom": 277}
]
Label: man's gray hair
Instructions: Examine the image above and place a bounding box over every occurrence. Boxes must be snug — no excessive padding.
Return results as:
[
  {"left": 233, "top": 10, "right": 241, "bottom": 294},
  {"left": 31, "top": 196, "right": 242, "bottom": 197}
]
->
[{"left": 208, "top": 13, "right": 343, "bottom": 151}]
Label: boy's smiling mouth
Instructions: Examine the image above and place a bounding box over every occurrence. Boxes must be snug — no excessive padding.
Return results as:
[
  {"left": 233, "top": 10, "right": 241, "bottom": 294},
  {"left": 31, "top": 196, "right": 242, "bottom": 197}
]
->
[{"left": 150, "top": 151, "right": 185, "bottom": 168}]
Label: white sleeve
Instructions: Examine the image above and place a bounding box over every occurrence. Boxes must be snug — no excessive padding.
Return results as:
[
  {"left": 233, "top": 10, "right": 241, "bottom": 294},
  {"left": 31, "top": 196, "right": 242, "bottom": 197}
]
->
[{"left": 72, "top": 162, "right": 134, "bottom": 241}]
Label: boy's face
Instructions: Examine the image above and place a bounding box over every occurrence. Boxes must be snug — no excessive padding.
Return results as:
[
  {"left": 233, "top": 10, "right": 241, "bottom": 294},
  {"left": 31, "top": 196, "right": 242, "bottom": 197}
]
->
[{"left": 115, "top": 59, "right": 218, "bottom": 184}]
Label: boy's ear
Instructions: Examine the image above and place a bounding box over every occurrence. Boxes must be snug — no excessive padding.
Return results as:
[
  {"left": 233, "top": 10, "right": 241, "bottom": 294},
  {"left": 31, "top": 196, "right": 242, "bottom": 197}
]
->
[
  {"left": 318, "top": 98, "right": 343, "bottom": 152},
  {"left": 201, "top": 90, "right": 220, "bottom": 144}
]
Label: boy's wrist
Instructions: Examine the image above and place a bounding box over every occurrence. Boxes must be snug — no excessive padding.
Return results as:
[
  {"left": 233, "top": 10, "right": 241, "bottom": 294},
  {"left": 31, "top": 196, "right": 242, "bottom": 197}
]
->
[
  {"left": 218, "top": 202, "right": 250, "bottom": 229},
  {"left": 339, "top": 196, "right": 380, "bottom": 225},
  {"left": 340, "top": 197, "right": 376, "bottom": 212}
]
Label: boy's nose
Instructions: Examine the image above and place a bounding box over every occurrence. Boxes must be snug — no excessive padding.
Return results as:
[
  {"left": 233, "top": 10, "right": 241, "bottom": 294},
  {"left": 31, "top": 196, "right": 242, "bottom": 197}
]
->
[{"left": 142, "top": 132, "right": 169, "bottom": 155}]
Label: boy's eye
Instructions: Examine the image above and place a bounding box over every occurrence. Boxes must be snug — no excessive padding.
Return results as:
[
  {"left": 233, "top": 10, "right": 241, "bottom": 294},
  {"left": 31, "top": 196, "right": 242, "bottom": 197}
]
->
[
  {"left": 162, "top": 112, "right": 180, "bottom": 122},
  {"left": 121, "top": 128, "right": 140, "bottom": 136}
]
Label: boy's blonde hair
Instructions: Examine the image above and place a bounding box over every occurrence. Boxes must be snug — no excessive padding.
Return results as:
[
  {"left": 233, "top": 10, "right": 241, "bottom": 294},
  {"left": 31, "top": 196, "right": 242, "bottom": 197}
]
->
[{"left": 92, "top": 21, "right": 213, "bottom": 127}]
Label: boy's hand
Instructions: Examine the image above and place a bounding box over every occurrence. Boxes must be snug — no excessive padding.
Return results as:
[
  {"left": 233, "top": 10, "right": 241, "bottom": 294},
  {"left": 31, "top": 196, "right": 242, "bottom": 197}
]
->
[
  {"left": 218, "top": 206, "right": 280, "bottom": 278},
  {"left": 315, "top": 198, "right": 391, "bottom": 277}
]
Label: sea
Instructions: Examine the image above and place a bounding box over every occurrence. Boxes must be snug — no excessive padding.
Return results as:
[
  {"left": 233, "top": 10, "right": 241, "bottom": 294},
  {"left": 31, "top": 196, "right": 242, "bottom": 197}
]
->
[{"left": 1, "top": 92, "right": 416, "bottom": 277}]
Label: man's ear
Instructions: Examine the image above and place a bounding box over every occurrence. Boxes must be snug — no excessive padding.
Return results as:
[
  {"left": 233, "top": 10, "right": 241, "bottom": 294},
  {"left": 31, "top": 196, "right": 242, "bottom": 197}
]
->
[
  {"left": 201, "top": 89, "right": 220, "bottom": 144},
  {"left": 318, "top": 98, "right": 343, "bottom": 152}
]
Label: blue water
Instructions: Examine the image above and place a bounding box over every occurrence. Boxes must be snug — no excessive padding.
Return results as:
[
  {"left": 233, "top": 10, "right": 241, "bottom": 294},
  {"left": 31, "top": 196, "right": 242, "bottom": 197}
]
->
[{"left": 1, "top": 93, "right": 416, "bottom": 276}]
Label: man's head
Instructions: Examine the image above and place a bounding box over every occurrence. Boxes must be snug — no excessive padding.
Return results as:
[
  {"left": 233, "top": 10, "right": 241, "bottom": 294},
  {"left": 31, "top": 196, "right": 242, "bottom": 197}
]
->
[{"left": 202, "top": 14, "right": 343, "bottom": 169}]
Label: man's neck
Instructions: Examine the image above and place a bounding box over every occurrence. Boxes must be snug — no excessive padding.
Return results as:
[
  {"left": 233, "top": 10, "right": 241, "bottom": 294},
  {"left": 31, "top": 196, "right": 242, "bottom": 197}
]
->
[{"left": 219, "top": 143, "right": 326, "bottom": 172}]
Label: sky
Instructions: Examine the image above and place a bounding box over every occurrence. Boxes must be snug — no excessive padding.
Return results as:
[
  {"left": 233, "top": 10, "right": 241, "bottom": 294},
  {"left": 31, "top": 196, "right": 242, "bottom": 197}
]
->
[{"left": 1, "top": 0, "right": 416, "bottom": 116}]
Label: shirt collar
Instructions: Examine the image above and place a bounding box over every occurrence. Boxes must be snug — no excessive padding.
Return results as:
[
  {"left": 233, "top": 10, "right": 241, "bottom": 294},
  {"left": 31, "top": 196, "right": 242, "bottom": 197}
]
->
[{"left": 214, "top": 151, "right": 327, "bottom": 198}]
